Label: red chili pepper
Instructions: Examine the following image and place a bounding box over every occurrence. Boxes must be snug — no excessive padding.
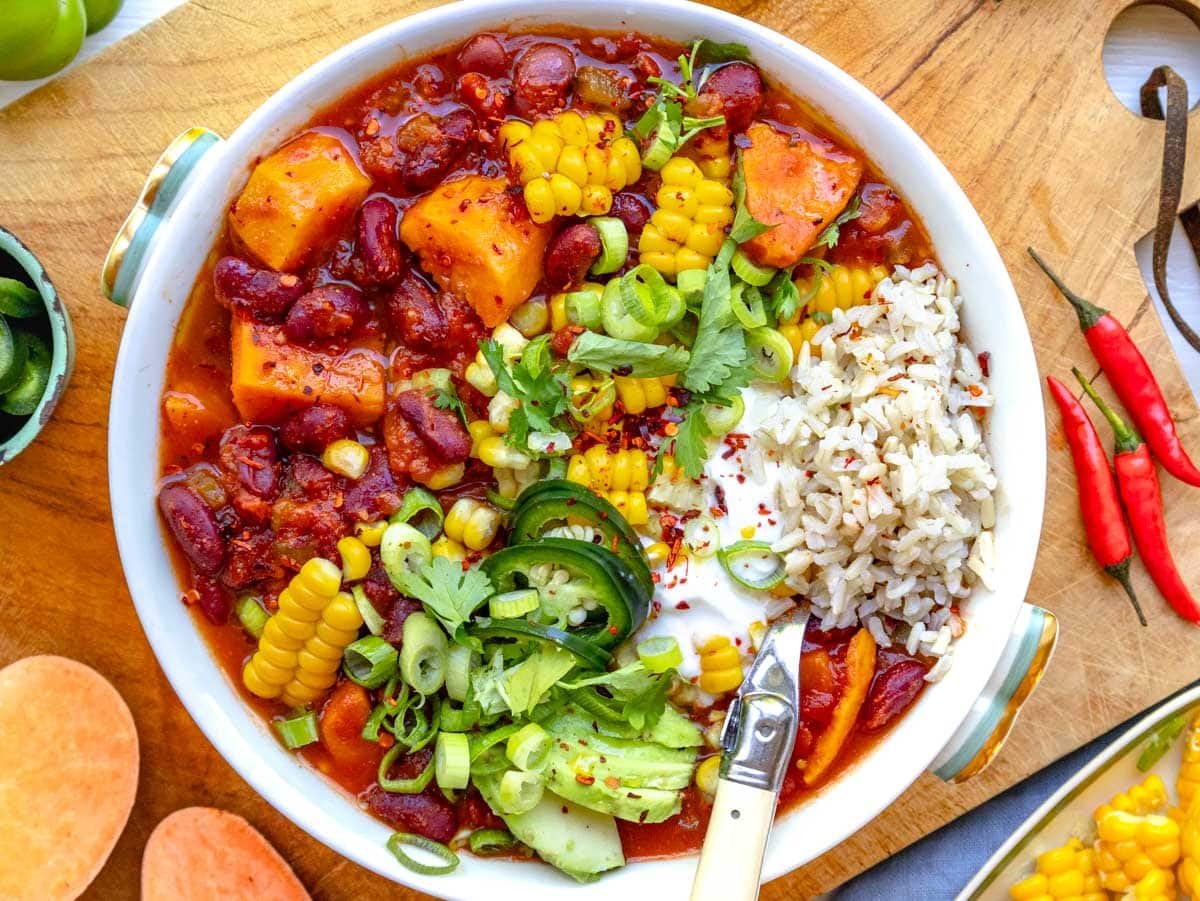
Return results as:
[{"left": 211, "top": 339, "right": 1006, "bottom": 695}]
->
[
  {"left": 1031, "top": 249, "right": 1200, "bottom": 487},
  {"left": 1075, "top": 368, "right": 1200, "bottom": 624},
  {"left": 1046, "top": 375, "right": 1144, "bottom": 624}
]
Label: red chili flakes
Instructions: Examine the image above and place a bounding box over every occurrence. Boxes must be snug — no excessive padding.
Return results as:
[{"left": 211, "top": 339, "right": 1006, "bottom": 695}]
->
[
  {"left": 575, "top": 773, "right": 596, "bottom": 786},
  {"left": 604, "top": 776, "right": 621, "bottom": 789},
  {"left": 968, "top": 384, "right": 983, "bottom": 397},
  {"left": 663, "top": 422, "right": 679, "bottom": 437},
  {"left": 675, "top": 601, "right": 691, "bottom": 610},
  {"left": 978, "top": 352, "right": 991, "bottom": 377},
  {"left": 607, "top": 625, "right": 619, "bottom": 636},
  {"left": 735, "top": 473, "right": 746, "bottom": 483}
]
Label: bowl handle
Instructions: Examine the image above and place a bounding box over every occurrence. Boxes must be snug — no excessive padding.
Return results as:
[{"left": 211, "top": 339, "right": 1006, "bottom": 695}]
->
[
  {"left": 102, "top": 127, "right": 223, "bottom": 307},
  {"left": 928, "top": 604, "right": 1058, "bottom": 783}
]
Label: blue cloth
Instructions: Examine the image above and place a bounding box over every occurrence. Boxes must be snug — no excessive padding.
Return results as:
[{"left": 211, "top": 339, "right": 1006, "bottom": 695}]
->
[{"left": 831, "top": 714, "right": 1147, "bottom": 899}]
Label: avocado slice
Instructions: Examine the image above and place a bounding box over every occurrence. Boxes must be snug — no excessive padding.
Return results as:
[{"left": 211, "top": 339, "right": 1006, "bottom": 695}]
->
[
  {"left": 545, "top": 761, "right": 683, "bottom": 824},
  {"left": 551, "top": 703, "right": 703, "bottom": 749},
  {"left": 475, "top": 777, "right": 624, "bottom": 882}
]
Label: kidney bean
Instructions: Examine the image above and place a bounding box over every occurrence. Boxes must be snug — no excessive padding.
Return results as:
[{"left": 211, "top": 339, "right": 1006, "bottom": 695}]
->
[
  {"left": 194, "top": 574, "right": 233, "bottom": 625},
  {"left": 222, "top": 528, "right": 283, "bottom": 589},
  {"left": 387, "top": 271, "right": 449, "bottom": 349},
  {"left": 213, "top": 256, "right": 306, "bottom": 320},
  {"left": 412, "top": 63, "right": 449, "bottom": 101},
  {"left": 382, "top": 595, "right": 424, "bottom": 643},
  {"left": 357, "top": 197, "right": 402, "bottom": 284},
  {"left": 513, "top": 43, "right": 575, "bottom": 117},
  {"left": 283, "top": 284, "right": 370, "bottom": 344},
  {"left": 456, "top": 72, "right": 509, "bottom": 120},
  {"left": 363, "top": 110, "right": 476, "bottom": 191},
  {"left": 609, "top": 192, "right": 652, "bottom": 240},
  {"left": 366, "top": 775, "right": 457, "bottom": 842},
  {"left": 218, "top": 425, "right": 279, "bottom": 499},
  {"left": 279, "top": 403, "right": 353, "bottom": 454},
  {"left": 697, "top": 61, "right": 764, "bottom": 136},
  {"left": 457, "top": 33, "right": 508, "bottom": 76},
  {"left": 861, "top": 660, "right": 928, "bottom": 732},
  {"left": 394, "top": 389, "right": 471, "bottom": 462},
  {"left": 159, "top": 482, "right": 226, "bottom": 575},
  {"left": 287, "top": 454, "right": 339, "bottom": 498},
  {"left": 341, "top": 446, "right": 404, "bottom": 523},
  {"left": 544, "top": 222, "right": 601, "bottom": 291}
]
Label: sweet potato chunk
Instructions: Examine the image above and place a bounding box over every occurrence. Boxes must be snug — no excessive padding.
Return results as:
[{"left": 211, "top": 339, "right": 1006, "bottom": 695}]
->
[
  {"left": 741, "top": 123, "right": 863, "bottom": 269},
  {"left": 230, "top": 317, "right": 385, "bottom": 427},
  {"left": 399, "top": 174, "right": 551, "bottom": 327},
  {"left": 230, "top": 132, "right": 371, "bottom": 272}
]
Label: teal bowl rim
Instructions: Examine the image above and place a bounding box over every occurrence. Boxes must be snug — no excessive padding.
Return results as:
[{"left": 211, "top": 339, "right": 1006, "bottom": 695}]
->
[{"left": 0, "top": 227, "right": 75, "bottom": 465}]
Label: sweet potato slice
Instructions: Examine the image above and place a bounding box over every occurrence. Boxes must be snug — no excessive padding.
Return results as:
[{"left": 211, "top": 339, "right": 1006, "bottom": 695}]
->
[
  {"left": 803, "top": 628, "right": 876, "bottom": 785},
  {"left": 142, "top": 807, "right": 310, "bottom": 901},
  {"left": 230, "top": 131, "right": 372, "bottom": 272},
  {"left": 0, "top": 656, "right": 138, "bottom": 900},
  {"left": 230, "top": 317, "right": 386, "bottom": 427},
  {"left": 399, "top": 174, "right": 552, "bottom": 327},
  {"left": 741, "top": 122, "right": 863, "bottom": 268}
]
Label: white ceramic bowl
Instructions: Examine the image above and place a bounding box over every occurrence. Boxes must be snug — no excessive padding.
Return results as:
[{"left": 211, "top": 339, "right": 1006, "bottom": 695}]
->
[{"left": 106, "top": 2, "right": 1051, "bottom": 897}]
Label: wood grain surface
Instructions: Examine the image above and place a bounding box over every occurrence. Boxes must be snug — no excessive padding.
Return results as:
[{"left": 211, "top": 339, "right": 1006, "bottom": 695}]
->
[{"left": 1, "top": 0, "right": 1198, "bottom": 897}]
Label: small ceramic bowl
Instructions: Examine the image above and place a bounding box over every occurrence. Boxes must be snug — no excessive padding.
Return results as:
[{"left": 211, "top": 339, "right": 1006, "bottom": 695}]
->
[{"left": 0, "top": 227, "right": 74, "bottom": 465}]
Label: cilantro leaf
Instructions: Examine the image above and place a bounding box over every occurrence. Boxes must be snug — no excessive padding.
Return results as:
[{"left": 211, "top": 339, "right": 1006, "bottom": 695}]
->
[
  {"left": 730, "top": 149, "right": 774, "bottom": 244},
  {"left": 814, "top": 194, "right": 862, "bottom": 250},
  {"left": 479, "top": 335, "right": 576, "bottom": 455},
  {"left": 568, "top": 332, "right": 690, "bottom": 377},
  {"left": 431, "top": 382, "right": 469, "bottom": 427},
  {"left": 391, "top": 556, "right": 493, "bottom": 647},
  {"left": 562, "top": 662, "right": 672, "bottom": 731},
  {"left": 683, "top": 239, "right": 748, "bottom": 394},
  {"left": 670, "top": 405, "right": 713, "bottom": 479},
  {"left": 767, "top": 267, "right": 801, "bottom": 323},
  {"left": 691, "top": 39, "right": 752, "bottom": 67}
]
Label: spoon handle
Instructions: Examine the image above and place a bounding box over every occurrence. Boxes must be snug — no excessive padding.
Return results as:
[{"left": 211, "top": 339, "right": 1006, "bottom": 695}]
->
[{"left": 689, "top": 777, "right": 778, "bottom": 901}]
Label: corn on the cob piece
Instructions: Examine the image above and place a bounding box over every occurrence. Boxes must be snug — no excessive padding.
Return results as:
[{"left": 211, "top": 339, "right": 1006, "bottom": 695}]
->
[
  {"left": 444, "top": 497, "right": 502, "bottom": 551},
  {"left": 792, "top": 264, "right": 889, "bottom": 322},
  {"left": 243, "top": 558, "right": 362, "bottom": 707},
  {"left": 1094, "top": 809, "right": 1181, "bottom": 894},
  {"left": 501, "top": 113, "right": 641, "bottom": 224},
  {"left": 1008, "top": 837, "right": 1105, "bottom": 901},
  {"left": 638, "top": 156, "right": 734, "bottom": 278},
  {"left": 697, "top": 635, "right": 743, "bottom": 695},
  {"left": 1177, "top": 715, "right": 1200, "bottom": 815},
  {"left": 1097, "top": 774, "right": 1172, "bottom": 821},
  {"left": 566, "top": 447, "right": 649, "bottom": 524},
  {"left": 613, "top": 374, "right": 675, "bottom": 415}
]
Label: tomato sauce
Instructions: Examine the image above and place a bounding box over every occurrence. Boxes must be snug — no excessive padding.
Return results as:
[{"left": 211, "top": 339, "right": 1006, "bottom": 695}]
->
[{"left": 158, "top": 26, "right": 935, "bottom": 864}]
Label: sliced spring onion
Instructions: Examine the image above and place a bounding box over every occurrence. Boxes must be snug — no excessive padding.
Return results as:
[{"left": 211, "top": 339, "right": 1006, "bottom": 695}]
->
[
  {"left": 564, "top": 287, "right": 603, "bottom": 331},
  {"left": 274, "top": 710, "right": 319, "bottom": 750},
  {"left": 379, "top": 745, "right": 437, "bottom": 793},
  {"left": 589, "top": 217, "right": 629, "bottom": 275},
  {"left": 717, "top": 540, "right": 787, "bottom": 591},
  {"left": 399, "top": 612, "right": 448, "bottom": 695},
  {"left": 387, "top": 832, "right": 459, "bottom": 876},
  {"left": 676, "top": 267, "right": 707, "bottom": 305},
  {"left": 469, "top": 722, "right": 525, "bottom": 762},
  {"left": 486, "top": 488, "right": 517, "bottom": 512},
  {"left": 1138, "top": 713, "right": 1188, "bottom": 772},
  {"left": 746, "top": 327, "right": 795, "bottom": 382},
  {"left": 619, "top": 264, "right": 674, "bottom": 328},
  {"left": 351, "top": 584, "right": 386, "bottom": 637},
  {"left": 362, "top": 703, "right": 389, "bottom": 742},
  {"left": 731, "top": 282, "right": 767, "bottom": 330},
  {"left": 637, "top": 636, "right": 683, "bottom": 673},
  {"left": 661, "top": 285, "right": 687, "bottom": 329},
  {"left": 488, "top": 588, "right": 540, "bottom": 619},
  {"left": 505, "top": 722, "right": 551, "bottom": 773},
  {"left": 390, "top": 487, "right": 444, "bottom": 540},
  {"left": 731, "top": 248, "right": 777, "bottom": 286},
  {"left": 235, "top": 595, "right": 269, "bottom": 639},
  {"left": 702, "top": 394, "right": 745, "bottom": 435},
  {"left": 445, "top": 644, "right": 477, "bottom": 703},
  {"left": 601, "top": 279, "right": 658, "bottom": 342},
  {"left": 380, "top": 522, "right": 433, "bottom": 591},
  {"left": 468, "top": 828, "right": 518, "bottom": 856},
  {"left": 343, "top": 635, "right": 399, "bottom": 689},
  {"left": 438, "top": 701, "right": 480, "bottom": 733},
  {"left": 435, "top": 731, "right": 471, "bottom": 790},
  {"left": 545, "top": 456, "right": 569, "bottom": 480},
  {"left": 498, "top": 769, "right": 544, "bottom": 815},
  {"left": 641, "top": 126, "right": 676, "bottom": 170},
  {"left": 683, "top": 515, "right": 721, "bottom": 558}
]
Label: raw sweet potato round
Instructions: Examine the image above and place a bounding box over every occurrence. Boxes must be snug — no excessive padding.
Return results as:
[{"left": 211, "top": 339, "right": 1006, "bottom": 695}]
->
[
  {"left": 142, "top": 807, "right": 311, "bottom": 900},
  {"left": 0, "top": 655, "right": 139, "bottom": 899}
]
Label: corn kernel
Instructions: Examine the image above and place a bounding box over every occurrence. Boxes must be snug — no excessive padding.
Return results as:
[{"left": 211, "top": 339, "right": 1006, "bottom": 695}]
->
[
  {"left": 524, "top": 178, "right": 557, "bottom": 224},
  {"left": 661, "top": 156, "right": 702, "bottom": 187},
  {"left": 549, "top": 172, "right": 583, "bottom": 216},
  {"left": 355, "top": 520, "right": 387, "bottom": 547},
  {"left": 418, "top": 462, "right": 466, "bottom": 491},
  {"left": 445, "top": 497, "right": 502, "bottom": 551},
  {"left": 579, "top": 184, "right": 612, "bottom": 216},
  {"left": 432, "top": 535, "right": 468, "bottom": 561},
  {"left": 696, "top": 756, "right": 720, "bottom": 796},
  {"left": 337, "top": 536, "right": 372, "bottom": 581},
  {"left": 557, "top": 110, "right": 588, "bottom": 146}
]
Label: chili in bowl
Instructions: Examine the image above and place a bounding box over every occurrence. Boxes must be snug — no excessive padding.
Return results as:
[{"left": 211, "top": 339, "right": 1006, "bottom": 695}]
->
[{"left": 106, "top": 1, "right": 1050, "bottom": 896}]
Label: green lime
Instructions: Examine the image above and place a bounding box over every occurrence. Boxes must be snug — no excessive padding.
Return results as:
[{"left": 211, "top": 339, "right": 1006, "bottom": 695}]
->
[
  {"left": 83, "top": 0, "right": 123, "bottom": 34},
  {"left": 0, "top": 332, "right": 52, "bottom": 417},
  {"left": 0, "top": 277, "right": 43, "bottom": 318},
  {"left": 0, "top": 321, "right": 30, "bottom": 395},
  {"left": 0, "top": 0, "right": 87, "bottom": 82}
]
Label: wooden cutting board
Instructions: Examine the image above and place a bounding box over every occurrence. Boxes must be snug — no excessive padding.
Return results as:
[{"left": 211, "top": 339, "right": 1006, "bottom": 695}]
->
[{"left": 1, "top": 0, "right": 1198, "bottom": 897}]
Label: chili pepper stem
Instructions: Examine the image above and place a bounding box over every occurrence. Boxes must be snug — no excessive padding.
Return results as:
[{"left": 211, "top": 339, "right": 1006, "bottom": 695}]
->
[
  {"left": 1028, "top": 248, "right": 1107, "bottom": 331},
  {"left": 1073, "top": 367, "right": 1143, "bottom": 455},
  {"left": 1105, "top": 559, "right": 1148, "bottom": 626}
]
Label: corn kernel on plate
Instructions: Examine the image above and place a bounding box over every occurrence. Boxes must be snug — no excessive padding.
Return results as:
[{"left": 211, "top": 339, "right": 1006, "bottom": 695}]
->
[{"left": 963, "top": 684, "right": 1200, "bottom": 901}]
